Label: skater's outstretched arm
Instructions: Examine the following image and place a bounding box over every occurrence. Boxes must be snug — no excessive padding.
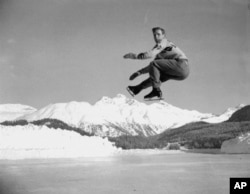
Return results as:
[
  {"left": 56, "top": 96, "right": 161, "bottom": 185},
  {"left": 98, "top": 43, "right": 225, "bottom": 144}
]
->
[
  {"left": 123, "top": 51, "right": 152, "bottom": 60},
  {"left": 123, "top": 39, "right": 169, "bottom": 60},
  {"left": 123, "top": 53, "right": 137, "bottom": 59},
  {"left": 123, "top": 46, "right": 158, "bottom": 60}
]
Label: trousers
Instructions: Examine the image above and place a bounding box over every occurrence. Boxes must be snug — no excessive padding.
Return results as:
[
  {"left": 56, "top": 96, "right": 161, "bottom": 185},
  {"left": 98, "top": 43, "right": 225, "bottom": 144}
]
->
[{"left": 138, "top": 59, "right": 190, "bottom": 89}]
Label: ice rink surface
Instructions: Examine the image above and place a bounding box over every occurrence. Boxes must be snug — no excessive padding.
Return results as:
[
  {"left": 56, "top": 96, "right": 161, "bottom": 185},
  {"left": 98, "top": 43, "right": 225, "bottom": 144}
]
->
[{"left": 0, "top": 150, "right": 250, "bottom": 194}]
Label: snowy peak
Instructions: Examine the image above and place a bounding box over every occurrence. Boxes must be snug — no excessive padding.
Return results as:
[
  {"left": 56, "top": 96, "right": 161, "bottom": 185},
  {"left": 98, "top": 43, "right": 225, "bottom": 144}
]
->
[
  {"left": 18, "top": 101, "right": 92, "bottom": 127},
  {"left": 1, "top": 95, "right": 247, "bottom": 137},
  {"left": 202, "top": 103, "right": 246, "bottom": 123},
  {"left": 95, "top": 94, "right": 140, "bottom": 106},
  {"left": 0, "top": 104, "right": 36, "bottom": 112},
  {"left": 0, "top": 104, "right": 36, "bottom": 122},
  {"left": 221, "top": 104, "right": 245, "bottom": 117}
]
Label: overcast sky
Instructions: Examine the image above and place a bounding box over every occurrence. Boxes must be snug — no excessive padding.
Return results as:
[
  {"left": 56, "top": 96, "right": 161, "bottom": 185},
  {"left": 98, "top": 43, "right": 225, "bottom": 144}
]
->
[{"left": 0, "top": 0, "right": 249, "bottom": 114}]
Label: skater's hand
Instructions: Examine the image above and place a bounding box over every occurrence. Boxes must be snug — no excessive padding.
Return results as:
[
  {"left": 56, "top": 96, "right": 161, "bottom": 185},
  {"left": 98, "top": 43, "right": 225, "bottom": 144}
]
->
[
  {"left": 129, "top": 72, "right": 140, "bottom": 80},
  {"left": 123, "top": 53, "right": 137, "bottom": 59},
  {"left": 137, "top": 53, "right": 146, "bottom": 60}
]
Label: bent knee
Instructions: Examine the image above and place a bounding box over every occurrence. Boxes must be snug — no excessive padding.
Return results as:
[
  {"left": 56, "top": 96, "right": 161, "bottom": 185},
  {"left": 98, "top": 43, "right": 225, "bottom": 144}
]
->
[
  {"left": 179, "top": 65, "right": 190, "bottom": 80},
  {"left": 179, "top": 71, "right": 189, "bottom": 80},
  {"left": 174, "top": 70, "right": 189, "bottom": 81}
]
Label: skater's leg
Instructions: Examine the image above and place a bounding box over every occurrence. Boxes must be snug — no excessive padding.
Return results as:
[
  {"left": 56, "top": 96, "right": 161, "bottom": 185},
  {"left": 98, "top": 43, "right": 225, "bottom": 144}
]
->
[
  {"left": 147, "top": 59, "right": 189, "bottom": 87},
  {"left": 137, "top": 78, "right": 152, "bottom": 89},
  {"left": 144, "top": 59, "right": 186, "bottom": 99},
  {"left": 135, "top": 73, "right": 170, "bottom": 90},
  {"left": 143, "top": 63, "right": 163, "bottom": 99},
  {"left": 152, "top": 59, "right": 189, "bottom": 80},
  {"left": 149, "top": 61, "right": 162, "bottom": 88},
  {"left": 128, "top": 59, "right": 189, "bottom": 97}
]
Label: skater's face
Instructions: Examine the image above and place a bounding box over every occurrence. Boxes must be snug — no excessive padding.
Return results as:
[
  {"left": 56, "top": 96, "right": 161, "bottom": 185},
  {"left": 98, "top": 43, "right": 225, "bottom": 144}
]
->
[{"left": 153, "top": 29, "right": 165, "bottom": 43}]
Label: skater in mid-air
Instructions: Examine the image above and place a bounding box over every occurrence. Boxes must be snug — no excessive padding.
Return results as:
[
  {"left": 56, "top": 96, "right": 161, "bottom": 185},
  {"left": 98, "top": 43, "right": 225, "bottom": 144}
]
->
[{"left": 124, "top": 27, "right": 190, "bottom": 100}]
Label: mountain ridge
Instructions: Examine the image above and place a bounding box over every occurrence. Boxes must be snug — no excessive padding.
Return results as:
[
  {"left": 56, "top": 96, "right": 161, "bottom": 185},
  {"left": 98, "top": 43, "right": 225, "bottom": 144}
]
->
[
  {"left": 227, "top": 105, "right": 250, "bottom": 122},
  {"left": 0, "top": 94, "right": 246, "bottom": 137}
]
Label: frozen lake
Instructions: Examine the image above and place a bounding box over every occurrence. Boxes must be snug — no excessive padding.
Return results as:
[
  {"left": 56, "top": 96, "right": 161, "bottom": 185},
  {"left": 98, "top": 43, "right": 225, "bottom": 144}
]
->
[{"left": 0, "top": 150, "right": 250, "bottom": 194}]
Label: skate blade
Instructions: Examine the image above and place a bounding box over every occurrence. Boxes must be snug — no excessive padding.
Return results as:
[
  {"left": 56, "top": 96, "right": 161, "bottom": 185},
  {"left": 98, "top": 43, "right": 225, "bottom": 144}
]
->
[
  {"left": 126, "top": 87, "right": 134, "bottom": 97},
  {"left": 144, "top": 97, "right": 164, "bottom": 101}
]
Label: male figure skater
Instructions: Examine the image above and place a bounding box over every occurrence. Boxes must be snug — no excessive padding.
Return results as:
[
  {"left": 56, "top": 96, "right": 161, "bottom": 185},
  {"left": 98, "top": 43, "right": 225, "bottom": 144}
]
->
[{"left": 124, "top": 27, "right": 190, "bottom": 100}]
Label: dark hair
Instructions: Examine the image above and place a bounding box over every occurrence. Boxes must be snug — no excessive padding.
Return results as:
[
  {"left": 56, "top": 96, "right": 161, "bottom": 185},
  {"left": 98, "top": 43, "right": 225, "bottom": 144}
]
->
[{"left": 152, "top": 27, "right": 165, "bottom": 34}]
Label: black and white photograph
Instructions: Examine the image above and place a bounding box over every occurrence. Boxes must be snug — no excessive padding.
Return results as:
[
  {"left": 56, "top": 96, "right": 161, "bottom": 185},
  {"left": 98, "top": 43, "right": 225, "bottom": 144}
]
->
[{"left": 0, "top": 0, "right": 250, "bottom": 193}]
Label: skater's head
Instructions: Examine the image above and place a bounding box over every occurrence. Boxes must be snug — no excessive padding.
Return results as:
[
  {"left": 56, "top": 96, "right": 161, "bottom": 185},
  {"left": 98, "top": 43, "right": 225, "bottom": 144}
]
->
[{"left": 152, "top": 27, "right": 165, "bottom": 43}]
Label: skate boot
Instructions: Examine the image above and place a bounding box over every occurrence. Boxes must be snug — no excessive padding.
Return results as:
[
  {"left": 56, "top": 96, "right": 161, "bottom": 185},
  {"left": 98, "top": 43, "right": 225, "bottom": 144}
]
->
[
  {"left": 144, "top": 87, "right": 163, "bottom": 101},
  {"left": 126, "top": 86, "right": 141, "bottom": 97}
]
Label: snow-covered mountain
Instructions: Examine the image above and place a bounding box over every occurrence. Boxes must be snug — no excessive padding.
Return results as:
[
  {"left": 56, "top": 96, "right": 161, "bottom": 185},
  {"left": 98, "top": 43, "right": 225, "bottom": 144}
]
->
[
  {"left": 203, "top": 104, "right": 246, "bottom": 123},
  {"left": 0, "top": 104, "right": 36, "bottom": 122},
  {"left": 0, "top": 94, "right": 245, "bottom": 137}
]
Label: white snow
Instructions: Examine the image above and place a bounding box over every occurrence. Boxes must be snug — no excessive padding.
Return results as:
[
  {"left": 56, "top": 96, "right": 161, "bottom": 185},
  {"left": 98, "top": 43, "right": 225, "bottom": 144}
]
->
[
  {"left": 0, "top": 95, "right": 245, "bottom": 137},
  {"left": 0, "top": 104, "right": 36, "bottom": 122},
  {"left": 0, "top": 96, "right": 248, "bottom": 160},
  {"left": 0, "top": 124, "right": 119, "bottom": 160},
  {"left": 221, "top": 133, "right": 250, "bottom": 154},
  {"left": 13, "top": 94, "right": 242, "bottom": 137},
  {"left": 202, "top": 104, "right": 245, "bottom": 123},
  {"left": 17, "top": 101, "right": 92, "bottom": 127}
]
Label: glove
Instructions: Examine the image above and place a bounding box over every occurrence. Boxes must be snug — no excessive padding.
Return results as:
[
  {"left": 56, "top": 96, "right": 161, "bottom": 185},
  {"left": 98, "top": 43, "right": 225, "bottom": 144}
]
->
[
  {"left": 123, "top": 53, "right": 137, "bottom": 59},
  {"left": 129, "top": 72, "right": 141, "bottom": 81},
  {"left": 164, "top": 46, "right": 173, "bottom": 51},
  {"left": 137, "top": 53, "right": 146, "bottom": 60}
]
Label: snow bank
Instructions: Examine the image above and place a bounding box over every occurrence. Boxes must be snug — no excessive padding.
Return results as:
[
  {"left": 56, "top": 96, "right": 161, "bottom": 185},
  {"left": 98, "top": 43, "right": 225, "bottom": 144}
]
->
[
  {"left": 221, "top": 133, "right": 250, "bottom": 154},
  {"left": 0, "top": 125, "right": 119, "bottom": 160}
]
